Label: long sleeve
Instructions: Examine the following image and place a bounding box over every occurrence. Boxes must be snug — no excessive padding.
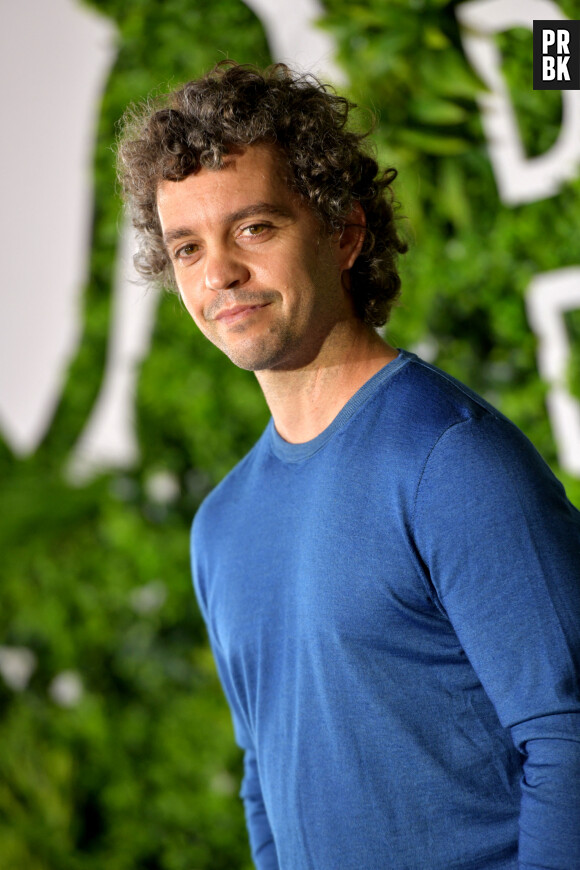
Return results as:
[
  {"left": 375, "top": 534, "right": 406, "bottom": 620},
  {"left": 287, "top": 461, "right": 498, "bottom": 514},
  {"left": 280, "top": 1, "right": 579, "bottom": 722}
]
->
[
  {"left": 209, "top": 640, "right": 279, "bottom": 869},
  {"left": 240, "top": 747, "right": 279, "bottom": 869},
  {"left": 209, "top": 634, "right": 279, "bottom": 869},
  {"left": 191, "top": 518, "right": 279, "bottom": 869},
  {"left": 512, "top": 715, "right": 580, "bottom": 868},
  {"left": 414, "top": 413, "right": 580, "bottom": 869}
]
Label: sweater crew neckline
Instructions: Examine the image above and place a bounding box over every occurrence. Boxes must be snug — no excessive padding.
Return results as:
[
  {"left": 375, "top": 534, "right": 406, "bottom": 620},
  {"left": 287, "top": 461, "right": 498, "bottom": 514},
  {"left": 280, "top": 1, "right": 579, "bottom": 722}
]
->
[{"left": 268, "top": 350, "right": 410, "bottom": 463}]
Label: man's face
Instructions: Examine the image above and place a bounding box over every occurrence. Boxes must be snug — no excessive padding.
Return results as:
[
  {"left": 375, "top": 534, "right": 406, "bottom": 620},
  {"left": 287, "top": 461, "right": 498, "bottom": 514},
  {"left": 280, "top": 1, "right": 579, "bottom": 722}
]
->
[{"left": 156, "top": 144, "right": 358, "bottom": 371}]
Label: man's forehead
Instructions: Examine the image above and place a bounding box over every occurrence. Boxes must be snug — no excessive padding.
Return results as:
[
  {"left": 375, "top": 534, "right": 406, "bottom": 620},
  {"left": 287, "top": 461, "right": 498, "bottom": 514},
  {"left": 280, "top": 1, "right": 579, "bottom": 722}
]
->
[{"left": 156, "top": 143, "right": 301, "bottom": 222}]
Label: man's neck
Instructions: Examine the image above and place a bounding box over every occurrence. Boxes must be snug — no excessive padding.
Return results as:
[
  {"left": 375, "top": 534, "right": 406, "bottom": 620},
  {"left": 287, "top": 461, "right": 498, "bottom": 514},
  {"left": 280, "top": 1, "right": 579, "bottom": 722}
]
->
[{"left": 255, "top": 322, "right": 398, "bottom": 444}]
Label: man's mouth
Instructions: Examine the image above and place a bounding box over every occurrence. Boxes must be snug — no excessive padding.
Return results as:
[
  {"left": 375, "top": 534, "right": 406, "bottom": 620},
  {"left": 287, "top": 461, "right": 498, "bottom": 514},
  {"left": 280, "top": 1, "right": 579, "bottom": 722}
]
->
[{"left": 214, "top": 303, "right": 271, "bottom": 325}]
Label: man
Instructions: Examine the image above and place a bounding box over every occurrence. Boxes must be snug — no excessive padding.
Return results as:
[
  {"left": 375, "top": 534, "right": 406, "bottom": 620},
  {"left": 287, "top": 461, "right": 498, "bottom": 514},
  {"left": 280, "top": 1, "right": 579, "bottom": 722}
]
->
[{"left": 118, "top": 62, "right": 580, "bottom": 869}]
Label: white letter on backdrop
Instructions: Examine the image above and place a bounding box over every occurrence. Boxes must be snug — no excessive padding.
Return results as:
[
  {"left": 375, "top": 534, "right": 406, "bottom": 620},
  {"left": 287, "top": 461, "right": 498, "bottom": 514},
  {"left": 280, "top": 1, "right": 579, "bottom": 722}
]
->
[
  {"left": 66, "top": 222, "right": 160, "bottom": 484},
  {"left": 0, "top": 0, "right": 116, "bottom": 456},
  {"left": 456, "top": 0, "right": 580, "bottom": 204},
  {"left": 526, "top": 269, "right": 580, "bottom": 477},
  {"left": 242, "top": 0, "right": 345, "bottom": 82}
]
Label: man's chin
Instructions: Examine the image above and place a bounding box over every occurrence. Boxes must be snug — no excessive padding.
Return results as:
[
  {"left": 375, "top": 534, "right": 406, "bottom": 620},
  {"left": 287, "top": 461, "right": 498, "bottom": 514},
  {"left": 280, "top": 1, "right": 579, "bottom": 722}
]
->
[
  {"left": 224, "top": 349, "right": 284, "bottom": 372},
  {"left": 218, "top": 334, "right": 295, "bottom": 372}
]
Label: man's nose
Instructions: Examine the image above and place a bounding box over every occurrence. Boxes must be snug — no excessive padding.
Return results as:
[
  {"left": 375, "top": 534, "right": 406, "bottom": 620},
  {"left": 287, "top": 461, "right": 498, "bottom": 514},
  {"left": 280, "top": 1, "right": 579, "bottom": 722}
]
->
[{"left": 204, "top": 248, "right": 251, "bottom": 291}]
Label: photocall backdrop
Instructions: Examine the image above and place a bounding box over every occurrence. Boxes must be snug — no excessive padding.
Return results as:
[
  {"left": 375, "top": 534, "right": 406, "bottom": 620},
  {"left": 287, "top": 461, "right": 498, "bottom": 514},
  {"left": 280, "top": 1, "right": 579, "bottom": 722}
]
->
[{"left": 1, "top": 0, "right": 579, "bottom": 867}]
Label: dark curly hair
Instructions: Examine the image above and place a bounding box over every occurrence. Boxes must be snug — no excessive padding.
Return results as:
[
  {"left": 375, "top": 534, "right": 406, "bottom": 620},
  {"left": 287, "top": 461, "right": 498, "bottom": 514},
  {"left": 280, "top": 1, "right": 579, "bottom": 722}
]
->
[{"left": 117, "top": 61, "right": 408, "bottom": 327}]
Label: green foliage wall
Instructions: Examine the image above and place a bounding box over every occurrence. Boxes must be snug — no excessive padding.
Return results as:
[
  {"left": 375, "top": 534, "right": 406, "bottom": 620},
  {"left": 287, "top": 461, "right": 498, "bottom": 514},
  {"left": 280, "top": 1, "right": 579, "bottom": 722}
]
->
[{"left": 1, "top": 1, "right": 579, "bottom": 868}]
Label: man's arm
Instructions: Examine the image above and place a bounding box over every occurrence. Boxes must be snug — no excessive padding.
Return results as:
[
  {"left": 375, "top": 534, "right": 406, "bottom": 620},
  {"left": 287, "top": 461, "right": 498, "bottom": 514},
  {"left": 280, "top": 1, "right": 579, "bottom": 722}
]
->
[
  {"left": 414, "top": 413, "right": 580, "bottom": 868},
  {"left": 240, "top": 746, "right": 279, "bottom": 869},
  {"left": 512, "top": 715, "right": 580, "bottom": 868},
  {"left": 191, "top": 520, "right": 280, "bottom": 869},
  {"left": 209, "top": 643, "right": 279, "bottom": 869}
]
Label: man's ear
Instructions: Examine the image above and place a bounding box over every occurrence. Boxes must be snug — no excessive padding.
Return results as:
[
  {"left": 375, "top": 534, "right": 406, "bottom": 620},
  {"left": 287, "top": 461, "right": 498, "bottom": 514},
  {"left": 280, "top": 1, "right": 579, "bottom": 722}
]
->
[{"left": 338, "top": 201, "right": 366, "bottom": 272}]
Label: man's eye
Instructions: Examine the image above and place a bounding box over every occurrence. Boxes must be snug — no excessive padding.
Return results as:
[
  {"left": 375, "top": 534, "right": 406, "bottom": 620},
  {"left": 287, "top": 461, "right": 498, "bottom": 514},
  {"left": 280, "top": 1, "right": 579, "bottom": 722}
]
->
[
  {"left": 175, "top": 243, "right": 199, "bottom": 258},
  {"left": 243, "top": 224, "right": 268, "bottom": 236}
]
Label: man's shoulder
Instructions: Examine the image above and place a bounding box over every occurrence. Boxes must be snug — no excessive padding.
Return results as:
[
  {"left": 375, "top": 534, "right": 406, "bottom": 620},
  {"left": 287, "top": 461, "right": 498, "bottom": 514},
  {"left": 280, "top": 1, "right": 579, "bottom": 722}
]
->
[
  {"left": 389, "top": 351, "right": 502, "bottom": 423},
  {"left": 393, "top": 352, "right": 566, "bottom": 503},
  {"left": 353, "top": 350, "right": 552, "bottom": 488},
  {"left": 365, "top": 350, "right": 511, "bottom": 453},
  {"left": 405, "top": 348, "right": 547, "bottom": 436}
]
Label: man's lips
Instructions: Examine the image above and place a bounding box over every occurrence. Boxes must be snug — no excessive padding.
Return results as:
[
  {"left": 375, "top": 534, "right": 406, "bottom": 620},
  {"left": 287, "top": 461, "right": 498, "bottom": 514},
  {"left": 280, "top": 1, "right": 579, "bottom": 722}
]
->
[{"left": 213, "top": 302, "right": 271, "bottom": 324}]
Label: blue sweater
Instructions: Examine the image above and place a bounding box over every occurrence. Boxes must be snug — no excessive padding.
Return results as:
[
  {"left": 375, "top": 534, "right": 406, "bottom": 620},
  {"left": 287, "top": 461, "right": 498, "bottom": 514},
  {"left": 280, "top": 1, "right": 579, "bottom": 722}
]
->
[{"left": 191, "top": 351, "right": 580, "bottom": 869}]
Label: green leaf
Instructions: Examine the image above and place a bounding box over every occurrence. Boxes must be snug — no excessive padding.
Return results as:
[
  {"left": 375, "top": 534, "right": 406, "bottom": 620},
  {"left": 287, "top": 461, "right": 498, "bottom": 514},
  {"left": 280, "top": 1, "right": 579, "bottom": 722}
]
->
[
  {"left": 409, "top": 97, "right": 468, "bottom": 125},
  {"left": 397, "top": 128, "right": 471, "bottom": 155}
]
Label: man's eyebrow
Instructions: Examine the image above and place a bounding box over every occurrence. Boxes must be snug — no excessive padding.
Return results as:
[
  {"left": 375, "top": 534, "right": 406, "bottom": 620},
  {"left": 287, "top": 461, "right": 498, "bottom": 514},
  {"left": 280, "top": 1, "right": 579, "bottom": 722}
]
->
[
  {"left": 226, "top": 202, "right": 294, "bottom": 224},
  {"left": 162, "top": 202, "right": 294, "bottom": 247}
]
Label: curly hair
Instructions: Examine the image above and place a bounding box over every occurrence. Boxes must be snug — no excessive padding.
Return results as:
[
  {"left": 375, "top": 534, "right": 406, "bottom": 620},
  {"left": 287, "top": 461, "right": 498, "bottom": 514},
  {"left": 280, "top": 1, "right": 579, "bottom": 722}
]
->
[{"left": 117, "top": 61, "right": 408, "bottom": 327}]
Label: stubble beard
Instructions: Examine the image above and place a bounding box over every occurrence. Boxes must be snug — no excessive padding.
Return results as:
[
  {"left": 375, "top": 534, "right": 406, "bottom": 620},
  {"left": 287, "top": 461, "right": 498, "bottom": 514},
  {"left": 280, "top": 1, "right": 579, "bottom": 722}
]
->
[
  {"left": 202, "top": 289, "right": 305, "bottom": 372},
  {"left": 213, "top": 317, "right": 298, "bottom": 372}
]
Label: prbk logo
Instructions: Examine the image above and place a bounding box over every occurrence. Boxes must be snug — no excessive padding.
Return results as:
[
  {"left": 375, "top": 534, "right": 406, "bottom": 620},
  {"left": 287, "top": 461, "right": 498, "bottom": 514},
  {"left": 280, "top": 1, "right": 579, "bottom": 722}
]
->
[{"left": 533, "top": 20, "right": 580, "bottom": 90}]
